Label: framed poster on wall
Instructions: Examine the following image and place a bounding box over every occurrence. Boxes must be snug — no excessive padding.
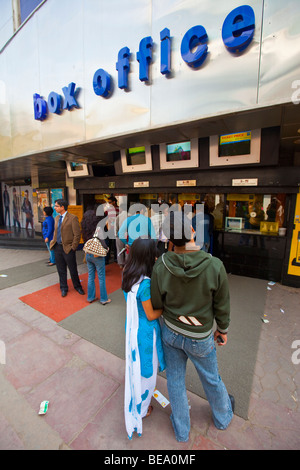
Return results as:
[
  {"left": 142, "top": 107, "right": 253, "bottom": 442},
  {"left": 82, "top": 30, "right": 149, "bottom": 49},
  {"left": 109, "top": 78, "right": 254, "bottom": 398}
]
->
[
  {"left": 20, "top": 186, "right": 34, "bottom": 230},
  {"left": 36, "top": 189, "right": 49, "bottom": 223},
  {"left": 50, "top": 188, "right": 65, "bottom": 217}
]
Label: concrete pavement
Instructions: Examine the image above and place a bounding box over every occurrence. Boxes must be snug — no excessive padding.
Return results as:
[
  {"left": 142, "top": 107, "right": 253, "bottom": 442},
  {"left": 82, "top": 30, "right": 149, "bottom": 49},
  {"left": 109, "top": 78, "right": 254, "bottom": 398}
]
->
[{"left": 0, "top": 247, "right": 300, "bottom": 451}]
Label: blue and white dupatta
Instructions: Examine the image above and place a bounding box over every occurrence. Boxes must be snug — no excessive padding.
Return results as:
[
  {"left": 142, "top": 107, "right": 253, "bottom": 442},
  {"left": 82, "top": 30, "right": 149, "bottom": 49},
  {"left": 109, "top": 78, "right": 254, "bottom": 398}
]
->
[{"left": 124, "top": 276, "right": 156, "bottom": 439}]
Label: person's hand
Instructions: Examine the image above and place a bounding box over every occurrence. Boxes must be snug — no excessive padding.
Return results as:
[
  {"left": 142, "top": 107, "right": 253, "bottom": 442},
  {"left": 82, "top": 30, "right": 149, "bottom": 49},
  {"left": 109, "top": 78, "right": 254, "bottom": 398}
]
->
[{"left": 214, "top": 330, "right": 227, "bottom": 346}]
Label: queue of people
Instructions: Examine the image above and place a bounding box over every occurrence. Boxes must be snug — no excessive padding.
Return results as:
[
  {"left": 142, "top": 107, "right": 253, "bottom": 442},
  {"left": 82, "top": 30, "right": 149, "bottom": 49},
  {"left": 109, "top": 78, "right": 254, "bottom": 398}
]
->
[
  {"left": 43, "top": 197, "right": 233, "bottom": 443},
  {"left": 117, "top": 201, "right": 234, "bottom": 442}
]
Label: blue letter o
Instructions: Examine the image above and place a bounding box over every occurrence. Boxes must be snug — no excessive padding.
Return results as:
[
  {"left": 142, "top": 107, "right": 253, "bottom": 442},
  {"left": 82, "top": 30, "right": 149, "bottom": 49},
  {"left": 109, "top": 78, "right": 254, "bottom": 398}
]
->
[
  {"left": 93, "top": 69, "right": 111, "bottom": 98},
  {"left": 48, "top": 92, "right": 62, "bottom": 114}
]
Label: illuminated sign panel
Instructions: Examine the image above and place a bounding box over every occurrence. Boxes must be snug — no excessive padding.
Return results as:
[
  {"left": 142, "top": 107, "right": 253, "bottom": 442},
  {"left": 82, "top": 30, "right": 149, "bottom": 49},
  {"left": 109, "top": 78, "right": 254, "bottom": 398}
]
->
[
  {"left": 126, "top": 147, "right": 146, "bottom": 166},
  {"left": 166, "top": 142, "right": 191, "bottom": 162},
  {"left": 219, "top": 132, "right": 252, "bottom": 157},
  {"left": 210, "top": 129, "right": 261, "bottom": 166}
]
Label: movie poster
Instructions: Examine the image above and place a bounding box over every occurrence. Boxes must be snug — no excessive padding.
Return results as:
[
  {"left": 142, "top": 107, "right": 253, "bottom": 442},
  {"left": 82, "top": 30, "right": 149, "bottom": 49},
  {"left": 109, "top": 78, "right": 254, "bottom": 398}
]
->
[
  {"left": 36, "top": 189, "right": 50, "bottom": 223},
  {"left": 50, "top": 188, "right": 65, "bottom": 217},
  {"left": 1, "top": 183, "right": 34, "bottom": 230}
]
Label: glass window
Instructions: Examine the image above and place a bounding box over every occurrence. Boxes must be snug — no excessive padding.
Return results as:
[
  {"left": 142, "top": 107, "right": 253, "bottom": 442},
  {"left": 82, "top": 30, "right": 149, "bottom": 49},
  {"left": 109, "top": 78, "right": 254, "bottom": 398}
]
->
[
  {"left": 20, "top": 0, "right": 43, "bottom": 23},
  {"left": 211, "top": 194, "right": 225, "bottom": 230},
  {"left": 225, "top": 193, "right": 286, "bottom": 234},
  {"left": 177, "top": 193, "right": 225, "bottom": 230}
]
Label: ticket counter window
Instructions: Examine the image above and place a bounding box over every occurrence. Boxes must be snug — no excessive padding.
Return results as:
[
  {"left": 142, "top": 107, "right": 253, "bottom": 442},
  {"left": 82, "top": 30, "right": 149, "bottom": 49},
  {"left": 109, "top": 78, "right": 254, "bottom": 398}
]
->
[
  {"left": 225, "top": 194, "right": 286, "bottom": 235},
  {"left": 219, "top": 193, "right": 288, "bottom": 282},
  {"left": 177, "top": 193, "right": 225, "bottom": 230},
  {"left": 209, "top": 195, "right": 225, "bottom": 230}
]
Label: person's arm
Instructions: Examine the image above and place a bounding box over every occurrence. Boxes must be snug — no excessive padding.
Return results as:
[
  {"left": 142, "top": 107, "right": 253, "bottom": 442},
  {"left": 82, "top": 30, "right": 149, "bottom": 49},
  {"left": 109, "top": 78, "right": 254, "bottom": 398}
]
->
[
  {"left": 140, "top": 277, "right": 162, "bottom": 321},
  {"left": 72, "top": 216, "right": 81, "bottom": 250},
  {"left": 148, "top": 217, "right": 157, "bottom": 241},
  {"left": 141, "top": 299, "right": 163, "bottom": 321},
  {"left": 214, "top": 330, "right": 228, "bottom": 346},
  {"left": 118, "top": 218, "right": 128, "bottom": 245},
  {"left": 42, "top": 220, "right": 48, "bottom": 242},
  {"left": 44, "top": 218, "right": 52, "bottom": 242},
  {"left": 213, "top": 263, "right": 230, "bottom": 346},
  {"left": 150, "top": 266, "right": 164, "bottom": 310}
]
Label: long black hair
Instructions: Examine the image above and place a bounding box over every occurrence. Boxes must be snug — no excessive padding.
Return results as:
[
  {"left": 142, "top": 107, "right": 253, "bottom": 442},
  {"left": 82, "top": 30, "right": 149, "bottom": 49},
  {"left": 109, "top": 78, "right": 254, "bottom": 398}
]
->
[
  {"left": 81, "top": 205, "right": 103, "bottom": 243},
  {"left": 122, "top": 237, "right": 158, "bottom": 293}
]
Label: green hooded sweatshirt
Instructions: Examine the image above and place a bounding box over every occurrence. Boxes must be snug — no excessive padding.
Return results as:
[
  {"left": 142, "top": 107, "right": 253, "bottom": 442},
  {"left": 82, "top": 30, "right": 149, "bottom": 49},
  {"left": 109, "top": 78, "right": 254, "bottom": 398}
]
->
[{"left": 151, "top": 250, "right": 230, "bottom": 339}]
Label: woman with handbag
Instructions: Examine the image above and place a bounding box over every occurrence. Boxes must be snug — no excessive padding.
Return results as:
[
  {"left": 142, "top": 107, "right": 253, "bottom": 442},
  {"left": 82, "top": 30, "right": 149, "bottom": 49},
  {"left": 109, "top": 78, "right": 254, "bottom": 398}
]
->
[{"left": 81, "top": 207, "right": 111, "bottom": 305}]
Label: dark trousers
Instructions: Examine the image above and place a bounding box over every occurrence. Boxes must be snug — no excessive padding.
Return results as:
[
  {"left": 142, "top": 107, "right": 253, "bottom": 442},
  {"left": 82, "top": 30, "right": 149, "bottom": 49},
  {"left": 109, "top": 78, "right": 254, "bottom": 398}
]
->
[
  {"left": 105, "top": 238, "right": 117, "bottom": 264},
  {"left": 53, "top": 244, "right": 81, "bottom": 291}
]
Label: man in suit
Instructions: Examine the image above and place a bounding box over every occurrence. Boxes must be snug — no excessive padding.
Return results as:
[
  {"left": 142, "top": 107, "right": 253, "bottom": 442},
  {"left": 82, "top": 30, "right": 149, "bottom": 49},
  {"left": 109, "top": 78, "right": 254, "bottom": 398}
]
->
[{"left": 50, "top": 199, "right": 84, "bottom": 297}]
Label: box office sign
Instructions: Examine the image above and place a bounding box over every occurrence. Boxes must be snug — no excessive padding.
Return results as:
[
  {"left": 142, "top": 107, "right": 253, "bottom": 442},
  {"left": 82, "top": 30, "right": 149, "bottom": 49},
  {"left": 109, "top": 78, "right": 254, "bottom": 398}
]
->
[{"left": 33, "top": 5, "right": 255, "bottom": 121}]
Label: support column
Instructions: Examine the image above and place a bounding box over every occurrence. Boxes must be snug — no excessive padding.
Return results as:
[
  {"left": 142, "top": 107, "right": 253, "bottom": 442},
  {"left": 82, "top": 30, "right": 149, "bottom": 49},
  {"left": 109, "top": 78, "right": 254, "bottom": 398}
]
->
[
  {"left": 66, "top": 173, "right": 76, "bottom": 205},
  {"left": 31, "top": 167, "right": 40, "bottom": 232},
  {"left": 12, "top": 0, "right": 21, "bottom": 32}
]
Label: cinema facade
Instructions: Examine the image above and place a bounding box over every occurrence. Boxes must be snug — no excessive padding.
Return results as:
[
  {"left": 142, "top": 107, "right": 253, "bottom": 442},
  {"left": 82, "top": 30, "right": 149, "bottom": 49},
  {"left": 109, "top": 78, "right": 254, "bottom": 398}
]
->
[{"left": 0, "top": 0, "right": 300, "bottom": 287}]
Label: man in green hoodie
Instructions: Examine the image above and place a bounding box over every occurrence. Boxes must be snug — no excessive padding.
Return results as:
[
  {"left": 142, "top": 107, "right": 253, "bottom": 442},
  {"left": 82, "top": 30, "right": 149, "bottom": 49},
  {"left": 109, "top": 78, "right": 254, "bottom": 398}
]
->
[{"left": 151, "top": 211, "right": 234, "bottom": 442}]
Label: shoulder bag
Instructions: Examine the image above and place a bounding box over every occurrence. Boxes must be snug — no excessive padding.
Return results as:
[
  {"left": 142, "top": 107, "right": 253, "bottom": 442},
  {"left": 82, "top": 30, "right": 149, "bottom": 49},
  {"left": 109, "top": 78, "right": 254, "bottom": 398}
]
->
[{"left": 83, "top": 227, "right": 108, "bottom": 257}]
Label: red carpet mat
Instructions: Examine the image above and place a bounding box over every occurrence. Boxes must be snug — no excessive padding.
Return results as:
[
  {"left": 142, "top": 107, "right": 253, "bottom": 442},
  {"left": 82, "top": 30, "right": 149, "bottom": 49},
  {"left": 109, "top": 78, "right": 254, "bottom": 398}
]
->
[
  {"left": 19, "top": 263, "right": 122, "bottom": 322},
  {"left": 0, "top": 229, "right": 13, "bottom": 234}
]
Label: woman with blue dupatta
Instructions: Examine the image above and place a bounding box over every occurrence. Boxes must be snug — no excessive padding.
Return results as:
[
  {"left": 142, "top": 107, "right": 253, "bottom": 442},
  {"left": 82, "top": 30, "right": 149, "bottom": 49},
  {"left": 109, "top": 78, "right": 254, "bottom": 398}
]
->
[{"left": 122, "top": 237, "right": 165, "bottom": 440}]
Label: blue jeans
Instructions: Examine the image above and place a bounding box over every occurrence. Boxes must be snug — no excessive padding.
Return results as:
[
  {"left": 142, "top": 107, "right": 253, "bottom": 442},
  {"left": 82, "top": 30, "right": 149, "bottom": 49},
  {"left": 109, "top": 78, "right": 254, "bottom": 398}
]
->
[
  {"left": 162, "top": 322, "right": 233, "bottom": 442},
  {"left": 86, "top": 253, "right": 108, "bottom": 303},
  {"left": 46, "top": 241, "right": 55, "bottom": 264}
]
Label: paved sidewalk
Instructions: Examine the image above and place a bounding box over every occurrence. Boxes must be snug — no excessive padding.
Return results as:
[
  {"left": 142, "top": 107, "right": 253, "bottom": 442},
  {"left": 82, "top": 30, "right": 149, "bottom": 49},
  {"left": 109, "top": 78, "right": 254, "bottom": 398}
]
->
[{"left": 0, "top": 248, "right": 300, "bottom": 450}]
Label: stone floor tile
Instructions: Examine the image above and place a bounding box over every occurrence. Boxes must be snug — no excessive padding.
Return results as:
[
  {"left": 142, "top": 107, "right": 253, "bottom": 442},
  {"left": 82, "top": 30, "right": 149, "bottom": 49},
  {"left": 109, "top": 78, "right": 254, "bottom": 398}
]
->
[
  {"left": 0, "top": 312, "right": 30, "bottom": 343},
  {"left": 24, "top": 356, "right": 120, "bottom": 444},
  {"left": 191, "top": 434, "right": 224, "bottom": 450},
  {"left": 0, "top": 413, "right": 25, "bottom": 450},
  {"left": 4, "top": 329, "right": 73, "bottom": 390},
  {"left": 71, "top": 385, "right": 187, "bottom": 451},
  {"left": 71, "top": 338, "right": 125, "bottom": 384}
]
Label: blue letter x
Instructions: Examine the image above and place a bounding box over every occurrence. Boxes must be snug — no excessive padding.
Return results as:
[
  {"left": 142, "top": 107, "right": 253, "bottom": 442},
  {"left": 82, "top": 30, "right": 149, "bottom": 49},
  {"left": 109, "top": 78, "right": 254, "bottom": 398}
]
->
[{"left": 62, "top": 82, "right": 79, "bottom": 110}]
